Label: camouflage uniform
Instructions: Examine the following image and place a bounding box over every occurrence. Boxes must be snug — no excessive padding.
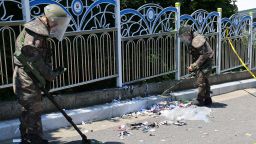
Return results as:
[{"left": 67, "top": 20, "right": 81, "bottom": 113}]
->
[
  {"left": 13, "top": 18, "right": 59, "bottom": 143},
  {"left": 189, "top": 32, "right": 214, "bottom": 105}
]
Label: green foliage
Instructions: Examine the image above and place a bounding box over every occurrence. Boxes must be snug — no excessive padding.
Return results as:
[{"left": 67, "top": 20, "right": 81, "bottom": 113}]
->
[{"left": 121, "top": 0, "right": 238, "bottom": 17}]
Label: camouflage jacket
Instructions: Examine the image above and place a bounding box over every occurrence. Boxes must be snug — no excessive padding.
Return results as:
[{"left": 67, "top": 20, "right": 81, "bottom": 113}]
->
[
  {"left": 189, "top": 32, "right": 214, "bottom": 71},
  {"left": 14, "top": 18, "right": 57, "bottom": 81}
]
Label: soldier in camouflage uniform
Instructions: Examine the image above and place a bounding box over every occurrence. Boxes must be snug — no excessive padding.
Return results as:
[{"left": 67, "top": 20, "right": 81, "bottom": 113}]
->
[
  {"left": 179, "top": 25, "right": 214, "bottom": 106},
  {"left": 13, "top": 4, "right": 70, "bottom": 144}
]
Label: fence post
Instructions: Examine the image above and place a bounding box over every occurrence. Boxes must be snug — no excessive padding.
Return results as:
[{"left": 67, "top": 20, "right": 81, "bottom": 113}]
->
[
  {"left": 216, "top": 8, "right": 222, "bottom": 75},
  {"left": 175, "top": 2, "right": 181, "bottom": 80},
  {"left": 22, "top": 0, "right": 31, "bottom": 22},
  {"left": 115, "top": 0, "right": 122, "bottom": 87},
  {"left": 248, "top": 12, "right": 253, "bottom": 69}
]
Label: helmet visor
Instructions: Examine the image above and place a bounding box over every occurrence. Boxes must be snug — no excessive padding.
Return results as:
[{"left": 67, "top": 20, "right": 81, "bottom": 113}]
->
[
  {"left": 180, "top": 34, "right": 192, "bottom": 44},
  {"left": 49, "top": 16, "right": 71, "bottom": 41}
]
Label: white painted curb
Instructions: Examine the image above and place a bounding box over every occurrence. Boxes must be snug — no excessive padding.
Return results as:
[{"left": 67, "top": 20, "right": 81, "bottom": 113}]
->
[
  {"left": 172, "top": 79, "right": 256, "bottom": 101},
  {"left": 0, "top": 79, "right": 255, "bottom": 141},
  {"left": 0, "top": 96, "right": 164, "bottom": 141}
]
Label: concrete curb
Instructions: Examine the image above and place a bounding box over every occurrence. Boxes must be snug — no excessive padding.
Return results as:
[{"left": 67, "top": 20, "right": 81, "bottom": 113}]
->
[
  {"left": 172, "top": 79, "right": 256, "bottom": 101},
  {"left": 0, "top": 79, "right": 255, "bottom": 141}
]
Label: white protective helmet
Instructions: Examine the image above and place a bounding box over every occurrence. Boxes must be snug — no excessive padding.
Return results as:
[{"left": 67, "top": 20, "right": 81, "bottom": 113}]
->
[{"left": 44, "top": 4, "right": 71, "bottom": 41}]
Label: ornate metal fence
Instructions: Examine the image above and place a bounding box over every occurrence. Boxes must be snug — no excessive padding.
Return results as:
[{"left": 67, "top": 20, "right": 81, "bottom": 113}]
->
[
  {"left": 220, "top": 14, "right": 252, "bottom": 72},
  {"left": 0, "top": 0, "right": 24, "bottom": 88},
  {"left": 29, "top": 0, "right": 118, "bottom": 91},
  {"left": 180, "top": 9, "right": 219, "bottom": 76},
  {"left": 0, "top": 1, "right": 255, "bottom": 91},
  {"left": 0, "top": 0, "right": 118, "bottom": 91},
  {"left": 252, "top": 22, "right": 256, "bottom": 69},
  {"left": 120, "top": 4, "right": 178, "bottom": 84}
]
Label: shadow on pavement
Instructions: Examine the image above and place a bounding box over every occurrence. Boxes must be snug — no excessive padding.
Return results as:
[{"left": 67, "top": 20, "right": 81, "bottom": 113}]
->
[
  {"left": 51, "top": 140, "right": 124, "bottom": 144},
  {"left": 104, "top": 142, "right": 125, "bottom": 144},
  {"left": 209, "top": 102, "right": 227, "bottom": 108}
]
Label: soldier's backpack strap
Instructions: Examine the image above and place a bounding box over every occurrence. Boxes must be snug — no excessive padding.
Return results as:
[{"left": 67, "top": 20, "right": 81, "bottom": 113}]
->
[
  {"left": 14, "top": 47, "right": 46, "bottom": 88},
  {"left": 14, "top": 28, "right": 26, "bottom": 52},
  {"left": 14, "top": 27, "right": 47, "bottom": 88}
]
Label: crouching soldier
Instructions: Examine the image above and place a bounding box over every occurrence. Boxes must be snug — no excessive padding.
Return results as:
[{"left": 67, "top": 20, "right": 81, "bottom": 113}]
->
[
  {"left": 179, "top": 25, "right": 214, "bottom": 106},
  {"left": 13, "top": 4, "right": 70, "bottom": 143}
]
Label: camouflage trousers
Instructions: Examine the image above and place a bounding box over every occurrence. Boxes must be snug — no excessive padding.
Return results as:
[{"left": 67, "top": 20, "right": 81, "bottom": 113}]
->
[
  {"left": 196, "top": 69, "right": 211, "bottom": 101},
  {"left": 13, "top": 67, "right": 44, "bottom": 143},
  {"left": 19, "top": 96, "right": 43, "bottom": 143}
]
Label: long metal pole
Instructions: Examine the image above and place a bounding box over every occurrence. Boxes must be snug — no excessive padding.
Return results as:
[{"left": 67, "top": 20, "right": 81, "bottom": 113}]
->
[
  {"left": 248, "top": 12, "right": 253, "bottom": 69},
  {"left": 22, "top": 0, "right": 31, "bottom": 22},
  {"left": 216, "top": 8, "right": 222, "bottom": 74},
  {"left": 43, "top": 89, "right": 90, "bottom": 144},
  {"left": 175, "top": 2, "right": 181, "bottom": 80},
  {"left": 115, "top": 0, "right": 123, "bottom": 87}
]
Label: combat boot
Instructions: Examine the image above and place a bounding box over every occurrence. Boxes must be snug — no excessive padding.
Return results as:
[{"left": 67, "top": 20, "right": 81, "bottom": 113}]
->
[
  {"left": 29, "top": 135, "right": 49, "bottom": 144},
  {"left": 89, "top": 139, "right": 104, "bottom": 144},
  {"left": 204, "top": 97, "right": 212, "bottom": 106},
  {"left": 20, "top": 139, "right": 30, "bottom": 144},
  {"left": 191, "top": 99, "right": 204, "bottom": 106}
]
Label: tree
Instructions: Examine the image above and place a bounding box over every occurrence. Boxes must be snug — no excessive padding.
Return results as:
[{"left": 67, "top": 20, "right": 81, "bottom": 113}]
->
[{"left": 121, "top": 0, "right": 238, "bottom": 17}]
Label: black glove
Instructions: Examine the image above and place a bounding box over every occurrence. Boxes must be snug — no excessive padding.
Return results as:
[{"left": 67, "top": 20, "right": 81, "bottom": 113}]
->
[{"left": 53, "top": 67, "right": 67, "bottom": 76}]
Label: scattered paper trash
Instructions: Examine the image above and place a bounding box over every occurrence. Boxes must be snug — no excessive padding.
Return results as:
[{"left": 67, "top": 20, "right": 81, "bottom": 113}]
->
[
  {"left": 245, "top": 133, "right": 252, "bottom": 137},
  {"left": 173, "top": 121, "right": 187, "bottom": 126},
  {"left": 119, "top": 130, "right": 132, "bottom": 139},
  {"left": 149, "top": 133, "right": 155, "bottom": 136},
  {"left": 114, "top": 100, "right": 213, "bottom": 139},
  {"left": 13, "top": 139, "right": 21, "bottom": 143}
]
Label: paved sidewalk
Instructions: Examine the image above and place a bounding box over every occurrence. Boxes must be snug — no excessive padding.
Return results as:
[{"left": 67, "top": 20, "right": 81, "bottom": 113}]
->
[
  {"left": 49, "top": 89, "right": 256, "bottom": 144},
  {"left": 4, "top": 88, "right": 256, "bottom": 144}
]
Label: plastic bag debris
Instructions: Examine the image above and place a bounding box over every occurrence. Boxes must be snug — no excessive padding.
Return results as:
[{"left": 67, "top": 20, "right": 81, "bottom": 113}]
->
[
  {"left": 119, "top": 130, "right": 132, "bottom": 139},
  {"left": 173, "top": 121, "right": 187, "bottom": 126},
  {"left": 161, "top": 106, "right": 212, "bottom": 123}
]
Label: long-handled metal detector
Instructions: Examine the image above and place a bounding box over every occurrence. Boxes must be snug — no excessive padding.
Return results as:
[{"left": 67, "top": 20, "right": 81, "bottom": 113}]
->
[
  {"left": 42, "top": 89, "right": 90, "bottom": 144},
  {"left": 14, "top": 51, "right": 97, "bottom": 144},
  {"left": 160, "top": 72, "right": 196, "bottom": 98}
]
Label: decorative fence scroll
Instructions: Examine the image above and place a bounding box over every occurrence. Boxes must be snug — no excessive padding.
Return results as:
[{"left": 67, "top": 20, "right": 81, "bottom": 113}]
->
[
  {"left": 0, "top": 1, "right": 255, "bottom": 90},
  {"left": 120, "top": 3, "right": 177, "bottom": 84},
  {"left": 252, "top": 22, "right": 256, "bottom": 69},
  {"left": 221, "top": 13, "right": 251, "bottom": 72},
  {"left": 180, "top": 9, "right": 219, "bottom": 76}
]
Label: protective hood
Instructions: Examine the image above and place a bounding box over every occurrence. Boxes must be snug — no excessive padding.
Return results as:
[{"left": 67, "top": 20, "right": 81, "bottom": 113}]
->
[
  {"left": 24, "top": 18, "right": 49, "bottom": 37},
  {"left": 179, "top": 25, "right": 192, "bottom": 45}
]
